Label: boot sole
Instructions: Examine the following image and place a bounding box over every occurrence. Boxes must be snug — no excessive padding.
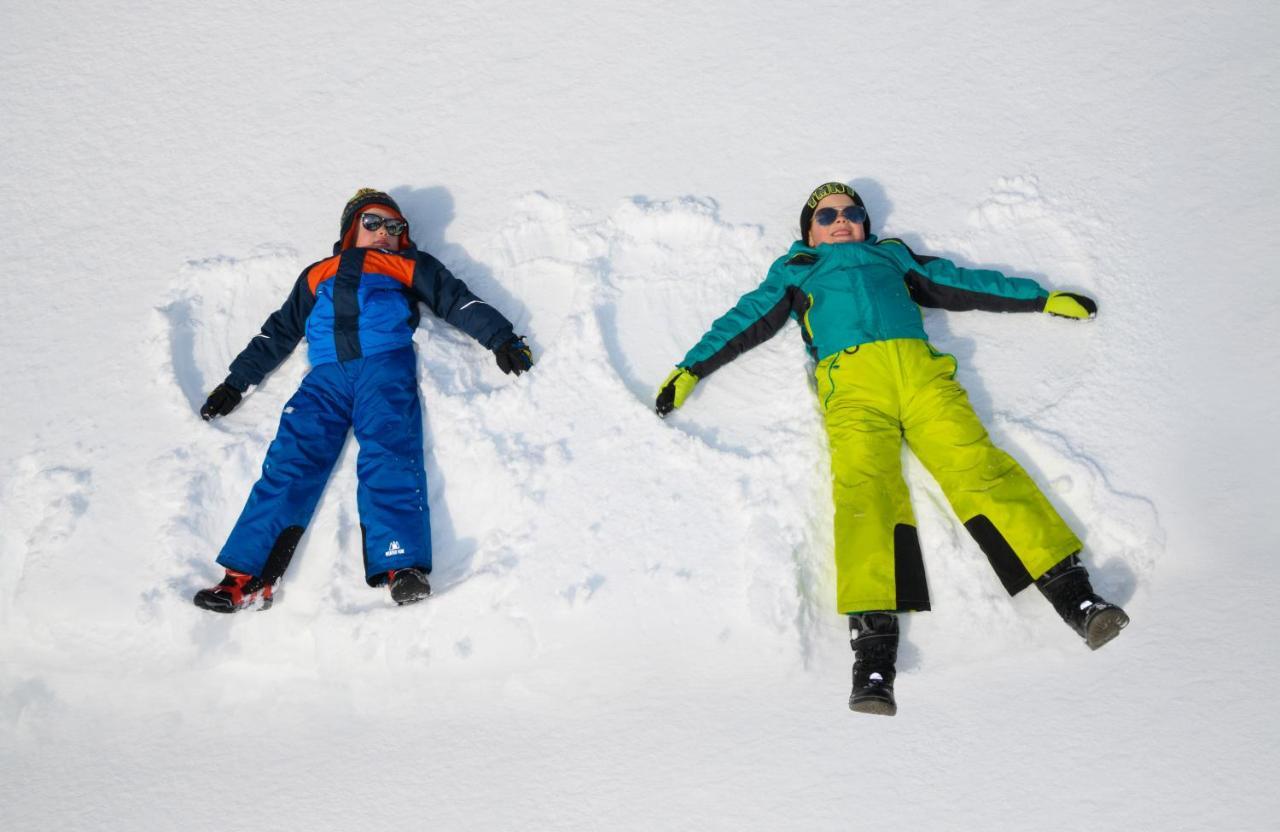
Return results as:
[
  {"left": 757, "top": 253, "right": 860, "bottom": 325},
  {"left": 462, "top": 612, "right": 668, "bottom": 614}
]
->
[
  {"left": 390, "top": 577, "right": 432, "bottom": 606},
  {"left": 849, "top": 694, "right": 897, "bottom": 716},
  {"left": 193, "top": 591, "right": 238, "bottom": 613},
  {"left": 193, "top": 589, "right": 271, "bottom": 613},
  {"left": 1085, "top": 607, "right": 1130, "bottom": 650}
]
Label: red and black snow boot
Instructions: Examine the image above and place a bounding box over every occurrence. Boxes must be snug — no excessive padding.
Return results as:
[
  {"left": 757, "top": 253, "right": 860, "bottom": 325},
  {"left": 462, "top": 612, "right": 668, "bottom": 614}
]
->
[
  {"left": 388, "top": 567, "right": 431, "bottom": 606},
  {"left": 1036, "top": 554, "right": 1129, "bottom": 650},
  {"left": 193, "top": 569, "right": 274, "bottom": 613},
  {"left": 849, "top": 612, "right": 899, "bottom": 716}
]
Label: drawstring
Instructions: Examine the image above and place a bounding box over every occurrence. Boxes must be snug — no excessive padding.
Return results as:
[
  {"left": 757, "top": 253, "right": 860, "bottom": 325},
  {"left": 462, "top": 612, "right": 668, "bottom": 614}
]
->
[
  {"left": 824, "top": 355, "right": 840, "bottom": 410},
  {"left": 823, "top": 346, "right": 859, "bottom": 410}
]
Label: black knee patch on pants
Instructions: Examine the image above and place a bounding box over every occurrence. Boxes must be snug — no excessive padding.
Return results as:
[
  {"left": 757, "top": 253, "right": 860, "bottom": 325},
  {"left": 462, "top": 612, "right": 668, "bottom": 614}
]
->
[
  {"left": 262, "top": 525, "right": 304, "bottom": 584},
  {"left": 894, "top": 524, "right": 931, "bottom": 611},
  {"left": 964, "top": 514, "right": 1034, "bottom": 595}
]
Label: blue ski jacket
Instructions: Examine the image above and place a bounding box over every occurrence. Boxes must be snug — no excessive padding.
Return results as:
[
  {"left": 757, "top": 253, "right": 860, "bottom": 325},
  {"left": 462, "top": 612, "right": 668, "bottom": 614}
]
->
[{"left": 226, "top": 245, "right": 516, "bottom": 391}]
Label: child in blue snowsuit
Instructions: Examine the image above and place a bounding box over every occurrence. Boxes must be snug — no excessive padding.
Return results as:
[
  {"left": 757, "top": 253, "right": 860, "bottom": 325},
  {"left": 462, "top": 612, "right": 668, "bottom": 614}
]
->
[{"left": 194, "top": 189, "right": 533, "bottom": 612}]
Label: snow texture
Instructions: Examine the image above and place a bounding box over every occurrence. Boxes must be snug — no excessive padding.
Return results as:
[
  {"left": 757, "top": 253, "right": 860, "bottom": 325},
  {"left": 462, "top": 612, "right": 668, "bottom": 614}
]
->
[{"left": 2, "top": 2, "right": 1278, "bottom": 830}]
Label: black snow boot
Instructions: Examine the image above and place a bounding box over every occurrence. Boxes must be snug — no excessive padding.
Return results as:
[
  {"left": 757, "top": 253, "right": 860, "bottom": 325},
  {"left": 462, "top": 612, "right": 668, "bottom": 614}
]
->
[
  {"left": 848, "top": 612, "right": 899, "bottom": 716},
  {"left": 193, "top": 569, "right": 274, "bottom": 613},
  {"left": 1035, "top": 554, "right": 1129, "bottom": 650},
  {"left": 388, "top": 567, "right": 431, "bottom": 606}
]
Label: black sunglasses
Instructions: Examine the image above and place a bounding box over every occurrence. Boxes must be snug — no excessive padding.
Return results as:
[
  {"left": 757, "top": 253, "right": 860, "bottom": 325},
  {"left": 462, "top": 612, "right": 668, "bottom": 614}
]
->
[
  {"left": 360, "top": 213, "right": 408, "bottom": 236},
  {"left": 813, "top": 205, "right": 867, "bottom": 226}
]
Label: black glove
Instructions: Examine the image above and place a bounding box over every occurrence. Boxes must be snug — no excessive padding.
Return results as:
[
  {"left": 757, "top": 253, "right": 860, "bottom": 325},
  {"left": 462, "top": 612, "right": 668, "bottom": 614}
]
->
[
  {"left": 494, "top": 337, "right": 533, "bottom": 376},
  {"left": 200, "top": 382, "right": 243, "bottom": 421}
]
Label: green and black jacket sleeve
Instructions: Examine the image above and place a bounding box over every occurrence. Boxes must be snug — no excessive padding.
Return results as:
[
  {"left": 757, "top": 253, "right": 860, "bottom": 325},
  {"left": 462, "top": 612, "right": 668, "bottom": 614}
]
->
[
  {"left": 879, "top": 238, "right": 1048, "bottom": 312},
  {"left": 678, "top": 266, "right": 808, "bottom": 379}
]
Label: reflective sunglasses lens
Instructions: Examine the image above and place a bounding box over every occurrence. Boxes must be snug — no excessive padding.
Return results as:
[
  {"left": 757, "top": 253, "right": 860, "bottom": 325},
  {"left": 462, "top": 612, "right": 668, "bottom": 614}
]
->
[
  {"left": 360, "top": 213, "right": 407, "bottom": 236},
  {"left": 814, "top": 205, "right": 866, "bottom": 227}
]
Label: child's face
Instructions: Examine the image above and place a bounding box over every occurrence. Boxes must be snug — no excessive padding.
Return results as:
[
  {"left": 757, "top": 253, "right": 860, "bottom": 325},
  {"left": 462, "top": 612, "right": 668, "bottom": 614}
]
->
[
  {"left": 354, "top": 206, "right": 403, "bottom": 251},
  {"left": 807, "top": 194, "right": 866, "bottom": 246}
]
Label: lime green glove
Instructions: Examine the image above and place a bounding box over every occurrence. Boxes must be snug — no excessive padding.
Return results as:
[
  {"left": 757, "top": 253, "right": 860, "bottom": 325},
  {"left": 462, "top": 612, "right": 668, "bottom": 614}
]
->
[
  {"left": 1042, "top": 291, "right": 1097, "bottom": 320},
  {"left": 655, "top": 367, "right": 699, "bottom": 417}
]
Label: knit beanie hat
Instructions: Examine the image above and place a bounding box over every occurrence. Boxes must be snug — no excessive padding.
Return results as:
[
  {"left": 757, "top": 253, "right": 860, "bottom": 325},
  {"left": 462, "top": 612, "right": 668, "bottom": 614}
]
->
[
  {"left": 337, "top": 188, "right": 412, "bottom": 251},
  {"left": 799, "top": 181, "right": 870, "bottom": 243}
]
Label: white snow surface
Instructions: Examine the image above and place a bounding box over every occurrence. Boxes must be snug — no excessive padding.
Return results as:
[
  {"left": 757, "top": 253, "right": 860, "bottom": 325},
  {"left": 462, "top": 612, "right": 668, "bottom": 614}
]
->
[{"left": 2, "top": 2, "right": 1278, "bottom": 830}]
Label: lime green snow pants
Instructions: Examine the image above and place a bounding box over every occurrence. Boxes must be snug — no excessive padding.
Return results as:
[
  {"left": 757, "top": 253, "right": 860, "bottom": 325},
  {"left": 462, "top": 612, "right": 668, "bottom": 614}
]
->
[{"left": 816, "top": 339, "right": 1082, "bottom": 614}]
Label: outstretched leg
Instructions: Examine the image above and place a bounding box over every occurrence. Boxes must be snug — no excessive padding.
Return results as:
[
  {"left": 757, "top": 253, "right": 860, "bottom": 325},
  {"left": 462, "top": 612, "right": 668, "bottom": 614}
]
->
[
  {"left": 351, "top": 347, "right": 433, "bottom": 590},
  {"left": 901, "top": 343, "right": 1081, "bottom": 595},
  {"left": 818, "top": 348, "right": 931, "bottom": 615},
  {"left": 215, "top": 363, "right": 353, "bottom": 584}
]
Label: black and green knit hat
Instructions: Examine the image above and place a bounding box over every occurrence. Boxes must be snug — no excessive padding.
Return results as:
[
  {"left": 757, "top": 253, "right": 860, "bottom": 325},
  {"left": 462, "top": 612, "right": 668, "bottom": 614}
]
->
[
  {"left": 799, "top": 181, "right": 870, "bottom": 243},
  {"left": 337, "top": 188, "right": 412, "bottom": 251}
]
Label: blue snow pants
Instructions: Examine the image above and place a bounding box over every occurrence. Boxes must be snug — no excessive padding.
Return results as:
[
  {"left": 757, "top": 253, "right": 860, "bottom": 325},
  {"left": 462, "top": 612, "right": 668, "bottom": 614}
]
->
[{"left": 217, "top": 346, "right": 431, "bottom": 585}]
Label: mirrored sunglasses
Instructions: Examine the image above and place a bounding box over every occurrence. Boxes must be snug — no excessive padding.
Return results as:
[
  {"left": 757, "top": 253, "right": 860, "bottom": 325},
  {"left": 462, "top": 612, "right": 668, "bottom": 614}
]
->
[
  {"left": 813, "top": 205, "right": 867, "bottom": 227},
  {"left": 360, "top": 213, "right": 408, "bottom": 236}
]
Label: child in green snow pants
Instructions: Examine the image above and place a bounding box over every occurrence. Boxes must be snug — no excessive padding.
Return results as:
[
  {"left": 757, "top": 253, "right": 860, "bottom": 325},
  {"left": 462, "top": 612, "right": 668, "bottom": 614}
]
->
[
  {"left": 655, "top": 181, "right": 1129, "bottom": 715},
  {"left": 817, "top": 339, "right": 1080, "bottom": 614}
]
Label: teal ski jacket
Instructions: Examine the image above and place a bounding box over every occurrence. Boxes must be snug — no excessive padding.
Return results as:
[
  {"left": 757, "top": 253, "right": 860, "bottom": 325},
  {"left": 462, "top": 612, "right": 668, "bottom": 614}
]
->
[{"left": 678, "top": 235, "right": 1050, "bottom": 378}]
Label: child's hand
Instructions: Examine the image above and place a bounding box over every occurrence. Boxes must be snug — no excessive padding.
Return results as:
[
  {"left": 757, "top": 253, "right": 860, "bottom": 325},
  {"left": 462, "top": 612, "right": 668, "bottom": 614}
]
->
[
  {"left": 494, "top": 337, "right": 533, "bottom": 376},
  {"left": 655, "top": 368, "right": 698, "bottom": 417},
  {"left": 200, "top": 382, "right": 243, "bottom": 421},
  {"left": 1042, "top": 292, "right": 1097, "bottom": 320}
]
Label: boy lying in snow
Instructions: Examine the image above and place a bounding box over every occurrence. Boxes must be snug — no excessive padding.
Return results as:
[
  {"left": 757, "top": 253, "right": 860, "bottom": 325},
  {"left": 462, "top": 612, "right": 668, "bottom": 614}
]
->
[
  {"left": 656, "top": 181, "right": 1128, "bottom": 716},
  {"left": 195, "top": 189, "right": 532, "bottom": 611}
]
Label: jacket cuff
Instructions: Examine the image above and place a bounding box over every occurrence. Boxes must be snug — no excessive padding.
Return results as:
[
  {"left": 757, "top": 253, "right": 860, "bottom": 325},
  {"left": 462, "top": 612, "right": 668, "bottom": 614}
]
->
[{"left": 486, "top": 326, "right": 516, "bottom": 350}]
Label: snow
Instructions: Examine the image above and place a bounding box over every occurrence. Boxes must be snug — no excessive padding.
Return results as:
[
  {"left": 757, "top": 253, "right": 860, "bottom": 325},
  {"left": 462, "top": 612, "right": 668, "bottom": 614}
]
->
[{"left": 2, "top": 2, "right": 1278, "bottom": 829}]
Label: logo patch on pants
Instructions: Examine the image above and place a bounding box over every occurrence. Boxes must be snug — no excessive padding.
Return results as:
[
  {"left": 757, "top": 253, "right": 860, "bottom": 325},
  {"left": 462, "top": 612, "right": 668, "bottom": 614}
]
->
[{"left": 385, "top": 540, "right": 405, "bottom": 557}]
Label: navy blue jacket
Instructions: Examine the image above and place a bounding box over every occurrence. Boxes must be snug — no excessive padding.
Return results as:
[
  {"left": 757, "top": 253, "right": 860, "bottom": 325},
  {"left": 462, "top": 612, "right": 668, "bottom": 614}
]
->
[{"left": 227, "top": 246, "right": 515, "bottom": 391}]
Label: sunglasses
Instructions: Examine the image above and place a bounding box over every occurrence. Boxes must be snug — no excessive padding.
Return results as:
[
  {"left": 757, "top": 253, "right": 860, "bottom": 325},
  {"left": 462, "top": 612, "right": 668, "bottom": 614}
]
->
[
  {"left": 360, "top": 213, "right": 408, "bottom": 236},
  {"left": 813, "top": 205, "right": 867, "bottom": 226}
]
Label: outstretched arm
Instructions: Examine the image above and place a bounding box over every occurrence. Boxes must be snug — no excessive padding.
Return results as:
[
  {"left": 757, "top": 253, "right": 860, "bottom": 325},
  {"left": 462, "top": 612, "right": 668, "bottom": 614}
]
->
[
  {"left": 656, "top": 269, "right": 804, "bottom": 415},
  {"left": 226, "top": 272, "right": 314, "bottom": 389},
  {"left": 202, "top": 272, "right": 314, "bottom": 420},
  {"left": 411, "top": 251, "right": 533, "bottom": 375},
  {"left": 882, "top": 238, "right": 1095, "bottom": 320}
]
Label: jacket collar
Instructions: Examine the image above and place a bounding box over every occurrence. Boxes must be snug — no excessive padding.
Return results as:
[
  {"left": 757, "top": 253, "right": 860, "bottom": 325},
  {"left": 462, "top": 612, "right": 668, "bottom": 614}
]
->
[{"left": 785, "top": 234, "right": 879, "bottom": 265}]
